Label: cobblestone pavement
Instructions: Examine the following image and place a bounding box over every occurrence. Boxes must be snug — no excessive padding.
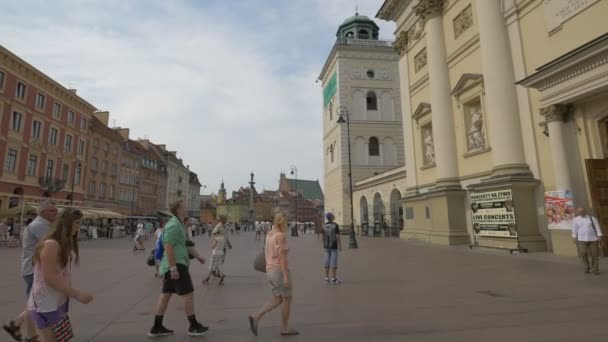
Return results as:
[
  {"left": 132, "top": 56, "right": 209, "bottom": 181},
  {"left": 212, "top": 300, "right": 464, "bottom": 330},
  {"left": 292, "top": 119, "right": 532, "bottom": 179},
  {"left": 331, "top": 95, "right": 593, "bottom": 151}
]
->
[{"left": 1, "top": 232, "right": 607, "bottom": 342}]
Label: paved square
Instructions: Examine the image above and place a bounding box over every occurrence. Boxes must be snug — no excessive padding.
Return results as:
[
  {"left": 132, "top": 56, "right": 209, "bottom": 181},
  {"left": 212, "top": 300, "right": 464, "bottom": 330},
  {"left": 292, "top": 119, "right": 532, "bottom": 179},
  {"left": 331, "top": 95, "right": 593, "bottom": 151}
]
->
[{"left": 1, "top": 233, "right": 607, "bottom": 341}]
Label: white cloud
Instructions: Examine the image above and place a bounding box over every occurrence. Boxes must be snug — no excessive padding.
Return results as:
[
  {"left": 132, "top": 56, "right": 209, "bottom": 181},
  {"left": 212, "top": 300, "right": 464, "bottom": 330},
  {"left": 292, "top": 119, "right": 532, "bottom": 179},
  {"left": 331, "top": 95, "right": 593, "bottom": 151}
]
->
[{"left": 0, "top": 0, "right": 392, "bottom": 194}]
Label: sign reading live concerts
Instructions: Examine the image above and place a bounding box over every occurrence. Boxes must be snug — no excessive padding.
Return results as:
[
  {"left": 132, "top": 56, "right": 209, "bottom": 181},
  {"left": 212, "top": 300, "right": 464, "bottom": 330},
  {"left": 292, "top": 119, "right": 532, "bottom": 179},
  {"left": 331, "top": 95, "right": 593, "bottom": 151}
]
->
[{"left": 470, "top": 189, "right": 517, "bottom": 238}]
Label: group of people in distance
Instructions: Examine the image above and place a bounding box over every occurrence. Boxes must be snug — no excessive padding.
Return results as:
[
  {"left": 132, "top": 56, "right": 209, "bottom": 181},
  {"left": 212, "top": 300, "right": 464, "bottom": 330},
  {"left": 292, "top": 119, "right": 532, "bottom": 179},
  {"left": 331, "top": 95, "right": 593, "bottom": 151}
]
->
[{"left": 2, "top": 197, "right": 345, "bottom": 341}]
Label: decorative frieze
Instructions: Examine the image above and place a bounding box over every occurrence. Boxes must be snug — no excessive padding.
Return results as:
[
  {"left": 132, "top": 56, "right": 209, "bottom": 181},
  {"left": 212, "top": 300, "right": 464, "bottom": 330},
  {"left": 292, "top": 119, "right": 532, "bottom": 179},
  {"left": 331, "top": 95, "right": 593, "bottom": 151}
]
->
[
  {"left": 453, "top": 4, "right": 473, "bottom": 39},
  {"left": 414, "top": 48, "right": 428, "bottom": 72},
  {"left": 414, "top": 0, "right": 447, "bottom": 23}
]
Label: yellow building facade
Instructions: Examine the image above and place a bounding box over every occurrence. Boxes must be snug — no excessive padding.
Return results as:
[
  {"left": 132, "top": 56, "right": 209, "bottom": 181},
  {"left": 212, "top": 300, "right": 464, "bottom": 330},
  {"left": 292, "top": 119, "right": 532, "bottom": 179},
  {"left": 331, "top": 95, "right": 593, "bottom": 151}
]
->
[{"left": 364, "top": 0, "right": 608, "bottom": 255}]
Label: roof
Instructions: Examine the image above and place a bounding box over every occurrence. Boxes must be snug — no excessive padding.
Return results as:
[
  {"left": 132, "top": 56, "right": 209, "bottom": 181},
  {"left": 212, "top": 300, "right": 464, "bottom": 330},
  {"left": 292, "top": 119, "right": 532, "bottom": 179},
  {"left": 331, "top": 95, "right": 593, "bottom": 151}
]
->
[
  {"left": 90, "top": 116, "right": 124, "bottom": 142},
  {"left": 341, "top": 14, "right": 376, "bottom": 25},
  {"left": 0, "top": 45, "right": 98, "bottom": 113},
  {"left": 285, "top": 178, "right": 324, "bottom": 201}
]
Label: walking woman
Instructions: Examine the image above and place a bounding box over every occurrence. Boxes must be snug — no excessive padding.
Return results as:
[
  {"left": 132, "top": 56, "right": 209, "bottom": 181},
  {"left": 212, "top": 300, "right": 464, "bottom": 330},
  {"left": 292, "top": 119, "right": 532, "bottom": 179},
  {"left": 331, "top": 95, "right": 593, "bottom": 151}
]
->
[
  {"left": 148, "top": 200, "right": 208, "bottom": 337},
  {"left": 202, "top": 226, "right": 231, "bottom": 285},
  {"left": 28, "top": 208, "right": 94, "bottom": 342},
  {"left": 248, "top": 213, "right": 299, "bottom": 337}
]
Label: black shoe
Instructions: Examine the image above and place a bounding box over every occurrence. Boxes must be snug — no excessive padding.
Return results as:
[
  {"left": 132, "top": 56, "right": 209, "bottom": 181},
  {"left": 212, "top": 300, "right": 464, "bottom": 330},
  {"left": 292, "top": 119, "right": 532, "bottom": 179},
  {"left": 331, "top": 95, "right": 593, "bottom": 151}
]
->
[
  {"left": 148, "top": 325, "right": 174, "bottom": 337},
  {"left": 188, "top": 323, "right": 209, "bottom": 336},
  {"left": 585, "top": 269, "right": 591, "bottom": 274}
]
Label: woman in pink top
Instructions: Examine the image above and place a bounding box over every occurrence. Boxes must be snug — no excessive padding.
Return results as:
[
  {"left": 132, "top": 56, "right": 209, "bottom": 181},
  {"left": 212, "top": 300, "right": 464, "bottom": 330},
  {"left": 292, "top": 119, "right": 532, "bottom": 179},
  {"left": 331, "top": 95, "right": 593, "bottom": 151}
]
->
[
  {"left": 248, "top": 213, "right": 299, "bottom": 337},
  {"left": 28, "top": 208, "right": 94, "bottom": 342}
]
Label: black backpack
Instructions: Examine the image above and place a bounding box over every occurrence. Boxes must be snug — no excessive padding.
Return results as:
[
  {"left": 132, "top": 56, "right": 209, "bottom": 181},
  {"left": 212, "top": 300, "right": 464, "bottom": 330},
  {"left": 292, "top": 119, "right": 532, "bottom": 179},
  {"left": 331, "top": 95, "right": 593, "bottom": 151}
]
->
[{"left": 323, "top": 222, "right": 338, "bottom": 249}]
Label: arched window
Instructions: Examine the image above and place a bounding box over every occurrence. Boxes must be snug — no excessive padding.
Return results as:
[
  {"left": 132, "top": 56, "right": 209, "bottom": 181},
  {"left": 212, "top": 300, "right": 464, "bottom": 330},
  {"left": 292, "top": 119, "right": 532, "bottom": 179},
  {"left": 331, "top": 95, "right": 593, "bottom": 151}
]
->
[
  {"left": 369, "top": 137, "right": 379, "bottom": 156},
  {"left": 366, "top": 92, "right": 377, "bottom": 111},
  {"left": 358, "top": 29, "right": 369, "bottom": 39},
  {"left": 345, "top": 31, "right": 354, "bottom": 39},
  {"left": 330, "top": 144, "right": 335, "bottom": 163}
]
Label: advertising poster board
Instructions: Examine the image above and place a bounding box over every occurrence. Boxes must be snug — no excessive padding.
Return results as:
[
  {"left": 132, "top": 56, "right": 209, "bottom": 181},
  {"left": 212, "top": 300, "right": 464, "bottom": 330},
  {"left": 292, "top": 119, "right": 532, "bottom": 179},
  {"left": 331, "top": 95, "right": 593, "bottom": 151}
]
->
[
  {"left": 544, "top": 190, "right": 574, "bottom": 230},
  {"left": 470, "top": 189, "right": 517, "bottom": 238}
]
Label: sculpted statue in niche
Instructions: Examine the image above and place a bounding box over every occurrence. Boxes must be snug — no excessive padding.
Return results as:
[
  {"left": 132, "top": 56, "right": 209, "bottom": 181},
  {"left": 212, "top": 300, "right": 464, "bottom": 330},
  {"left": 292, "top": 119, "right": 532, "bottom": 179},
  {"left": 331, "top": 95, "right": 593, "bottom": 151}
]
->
[
  {"left": 466, "top": 105, "right": 486, "bottom": 151},
  {"left": 423, "top": 127, "right": 435, "bottom": 165}
]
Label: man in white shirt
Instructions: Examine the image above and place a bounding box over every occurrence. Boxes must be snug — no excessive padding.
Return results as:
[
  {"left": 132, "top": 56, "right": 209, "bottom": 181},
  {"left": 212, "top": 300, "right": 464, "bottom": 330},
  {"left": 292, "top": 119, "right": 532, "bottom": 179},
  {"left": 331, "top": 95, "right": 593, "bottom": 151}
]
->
[{"left": 572, "top": 207, "right": 604, "bottom": 275}]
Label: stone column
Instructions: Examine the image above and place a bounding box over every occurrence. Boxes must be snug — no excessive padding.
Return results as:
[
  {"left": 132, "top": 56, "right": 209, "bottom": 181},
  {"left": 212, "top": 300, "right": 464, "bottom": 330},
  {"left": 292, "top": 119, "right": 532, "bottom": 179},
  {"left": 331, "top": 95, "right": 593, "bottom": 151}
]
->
[
  {"left": 541, "top": 104, "right": 573, "bottom": 191},
  {"left": 476, "top": 0, "right": 529, "bottom": 174},
  {"left": 415, "top": 0, "right": 459, "bottom": 185}
]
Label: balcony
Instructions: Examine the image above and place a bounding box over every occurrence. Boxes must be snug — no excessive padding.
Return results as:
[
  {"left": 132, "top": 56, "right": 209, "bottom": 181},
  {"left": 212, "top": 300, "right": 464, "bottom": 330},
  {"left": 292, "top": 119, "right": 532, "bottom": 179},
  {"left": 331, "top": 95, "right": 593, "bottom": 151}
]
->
[{"left": 39, "top": 177, "right": 66, "bottom": 193}]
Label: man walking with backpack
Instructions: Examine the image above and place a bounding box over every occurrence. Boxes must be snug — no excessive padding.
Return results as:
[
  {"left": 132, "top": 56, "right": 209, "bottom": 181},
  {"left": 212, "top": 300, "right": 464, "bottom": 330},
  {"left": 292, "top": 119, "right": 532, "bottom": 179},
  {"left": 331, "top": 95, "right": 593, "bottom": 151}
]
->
[{"left": 323, "top": 213, "right": 342, "bottom": 284}]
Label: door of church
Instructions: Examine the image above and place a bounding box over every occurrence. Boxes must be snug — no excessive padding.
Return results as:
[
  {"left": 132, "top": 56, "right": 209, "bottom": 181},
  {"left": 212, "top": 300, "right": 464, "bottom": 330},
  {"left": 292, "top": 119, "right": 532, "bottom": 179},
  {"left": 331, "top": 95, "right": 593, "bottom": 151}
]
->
[{"left": 585, "top": 159, "right": 608, "bottom": 256}]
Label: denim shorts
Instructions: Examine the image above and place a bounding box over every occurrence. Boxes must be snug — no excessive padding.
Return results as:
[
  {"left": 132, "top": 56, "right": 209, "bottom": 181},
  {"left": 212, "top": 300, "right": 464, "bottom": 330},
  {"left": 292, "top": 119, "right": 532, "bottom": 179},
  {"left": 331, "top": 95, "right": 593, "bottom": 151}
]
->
[{"left": 324, "top": 249, "right": 339, "bottom": 268}]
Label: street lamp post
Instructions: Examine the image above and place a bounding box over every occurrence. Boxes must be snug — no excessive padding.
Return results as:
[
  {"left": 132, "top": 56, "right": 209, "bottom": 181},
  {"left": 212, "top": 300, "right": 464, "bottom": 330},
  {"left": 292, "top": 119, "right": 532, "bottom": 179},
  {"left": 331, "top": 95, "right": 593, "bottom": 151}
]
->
[
  {"left": 290, "top": 165, "right": 299, "bottom": 237},
  {"left": 336, "top": 106, "right": 358, "bottom": 249},
  {"left": 70, "top": 161, "right": 82, "bottom": 206}
]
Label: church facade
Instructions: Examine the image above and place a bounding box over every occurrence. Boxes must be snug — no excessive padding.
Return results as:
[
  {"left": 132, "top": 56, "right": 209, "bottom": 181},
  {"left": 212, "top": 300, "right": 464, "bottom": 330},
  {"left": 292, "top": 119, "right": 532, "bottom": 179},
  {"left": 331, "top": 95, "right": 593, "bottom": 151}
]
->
[{"left": 324, "top": 0, "right": 608, "bottom": 256}]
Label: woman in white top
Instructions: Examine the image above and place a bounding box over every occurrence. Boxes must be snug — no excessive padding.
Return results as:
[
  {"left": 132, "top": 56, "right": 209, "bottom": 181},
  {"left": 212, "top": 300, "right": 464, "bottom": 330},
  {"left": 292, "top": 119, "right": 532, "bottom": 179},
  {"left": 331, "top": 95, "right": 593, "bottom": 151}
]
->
[
  {"left": 133, "top": 225, "right": 145, "bottom": 252},
  {"left": 29, "top": 208, "right": 94, "bottom": 342},
  {"left": 202, "top": 227, "right": 231, "bottom": 285}
]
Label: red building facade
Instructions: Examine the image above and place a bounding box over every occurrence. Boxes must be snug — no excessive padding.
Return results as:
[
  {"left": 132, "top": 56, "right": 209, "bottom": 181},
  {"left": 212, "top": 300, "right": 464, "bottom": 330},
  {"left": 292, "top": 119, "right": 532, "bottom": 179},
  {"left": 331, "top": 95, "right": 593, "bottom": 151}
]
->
[{"left": 0, "top": 46, "right": 95, "bottom": 211}]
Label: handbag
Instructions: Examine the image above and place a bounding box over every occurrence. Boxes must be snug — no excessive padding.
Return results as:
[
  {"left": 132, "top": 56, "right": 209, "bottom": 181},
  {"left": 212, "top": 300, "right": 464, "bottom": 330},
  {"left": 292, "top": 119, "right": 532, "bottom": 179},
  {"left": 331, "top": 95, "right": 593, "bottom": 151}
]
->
[
  {"left": 146, "top": 252, "right": 156, "bottom": 267},
  {"left": 254, "top": 249, "right": 266, "bottom": 273},
  {"left": 52, "top": 315, "right": 74, "bottom": 341}
]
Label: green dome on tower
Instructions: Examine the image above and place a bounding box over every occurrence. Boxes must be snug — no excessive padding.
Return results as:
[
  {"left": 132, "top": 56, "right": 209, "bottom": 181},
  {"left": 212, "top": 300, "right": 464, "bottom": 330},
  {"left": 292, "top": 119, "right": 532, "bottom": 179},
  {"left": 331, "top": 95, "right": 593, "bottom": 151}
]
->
[{"left": 336, "top": 13, "right": 380, "bottom": 42}]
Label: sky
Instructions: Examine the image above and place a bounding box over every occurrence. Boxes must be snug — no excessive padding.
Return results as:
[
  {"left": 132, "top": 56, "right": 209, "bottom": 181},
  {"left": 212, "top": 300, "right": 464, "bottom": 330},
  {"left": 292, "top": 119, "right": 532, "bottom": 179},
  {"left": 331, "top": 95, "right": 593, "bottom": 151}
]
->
[{"left": 0, "top": 0, "right": 395, "bottom": 195}]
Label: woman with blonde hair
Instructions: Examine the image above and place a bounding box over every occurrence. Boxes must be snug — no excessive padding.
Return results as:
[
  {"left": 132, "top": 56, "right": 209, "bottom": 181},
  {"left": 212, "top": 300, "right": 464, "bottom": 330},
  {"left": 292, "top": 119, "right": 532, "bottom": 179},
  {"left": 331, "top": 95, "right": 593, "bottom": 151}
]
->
[
  {"left": 28, "top": 208, "right": 94, "bottom": 342},
  {"left": 248, "top": 212, "right": 299, "bottom": 337}
]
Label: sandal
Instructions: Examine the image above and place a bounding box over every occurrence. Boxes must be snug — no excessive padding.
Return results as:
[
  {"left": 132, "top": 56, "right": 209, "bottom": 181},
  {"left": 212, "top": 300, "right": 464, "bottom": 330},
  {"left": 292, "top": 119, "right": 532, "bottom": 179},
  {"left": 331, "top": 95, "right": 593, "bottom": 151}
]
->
[
  {"left": 248, "top": 316, "right": 258, "bottom": 336},
  {"left": 280, "top": 329, "right": 300, "bottom": 336},
  {"left": 3, "top": 321, "right": 22, "bottom": 341}
]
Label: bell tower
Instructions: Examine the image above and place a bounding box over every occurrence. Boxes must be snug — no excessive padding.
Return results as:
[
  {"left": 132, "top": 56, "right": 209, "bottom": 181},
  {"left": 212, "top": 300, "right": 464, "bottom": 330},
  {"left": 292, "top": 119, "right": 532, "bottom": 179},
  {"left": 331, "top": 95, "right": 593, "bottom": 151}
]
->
[
  {"left": 319, "top": 13, "right": 404, "bottom": 227},
  {"left": 218, "top": 180, "right": 226, "bottom": 205}
]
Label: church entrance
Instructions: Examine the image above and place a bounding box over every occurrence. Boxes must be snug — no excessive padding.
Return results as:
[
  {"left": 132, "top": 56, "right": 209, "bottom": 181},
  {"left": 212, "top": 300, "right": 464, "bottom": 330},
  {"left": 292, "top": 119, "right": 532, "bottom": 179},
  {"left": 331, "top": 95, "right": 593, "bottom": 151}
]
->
[{"left": 585, "top": 158, "right": 608, "bottom": 257}]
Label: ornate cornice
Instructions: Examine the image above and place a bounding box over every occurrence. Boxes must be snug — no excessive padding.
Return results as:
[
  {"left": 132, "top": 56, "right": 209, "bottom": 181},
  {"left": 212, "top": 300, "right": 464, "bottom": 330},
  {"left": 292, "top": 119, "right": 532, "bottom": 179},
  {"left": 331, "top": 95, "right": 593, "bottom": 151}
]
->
[
  {"left": 540, "top": 104, "right": 570, "bottom": 122},
  {"left": 414, "top": 0, "right": 446, "bottom": 23},
  {"left": 393, "top": 31, "right": 409, "bottom": 56}
]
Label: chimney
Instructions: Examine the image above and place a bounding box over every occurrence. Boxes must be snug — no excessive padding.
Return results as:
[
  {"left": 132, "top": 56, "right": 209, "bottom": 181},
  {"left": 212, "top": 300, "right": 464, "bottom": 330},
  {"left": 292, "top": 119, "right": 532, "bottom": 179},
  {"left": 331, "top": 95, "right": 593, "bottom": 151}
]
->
[
  {"left": 115, "top": 128, "right": 130, "bottom": 140},
  {"left": 139, "top": 140, "right": 149, "bottom": 149},
  {"left": 93, "top": 111, "right": 110, "bottom": 126},
  {"left": 68, "top": 89, "right": 77, "bottom": 95},
  {"left": 158, "top": 144, "right": 166, "bottom": 151}
]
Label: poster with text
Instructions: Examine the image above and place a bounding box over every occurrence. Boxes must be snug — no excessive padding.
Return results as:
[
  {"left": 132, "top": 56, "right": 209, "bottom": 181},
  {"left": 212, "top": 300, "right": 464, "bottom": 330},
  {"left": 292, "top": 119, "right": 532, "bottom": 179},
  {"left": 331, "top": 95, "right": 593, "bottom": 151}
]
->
[
  {"left": 544, "top": 190, "right": 574, "bottom": 230},
  {"left": 470, "top": 189, "right": 517, "bottom": 238}
]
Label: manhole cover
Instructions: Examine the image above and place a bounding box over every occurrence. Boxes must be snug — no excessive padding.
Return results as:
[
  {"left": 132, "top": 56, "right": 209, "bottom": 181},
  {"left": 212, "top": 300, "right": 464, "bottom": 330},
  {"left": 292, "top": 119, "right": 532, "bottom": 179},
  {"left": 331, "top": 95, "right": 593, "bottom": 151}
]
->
[{"left": 477, "top": 290, "right": 505, "bottom": 298}]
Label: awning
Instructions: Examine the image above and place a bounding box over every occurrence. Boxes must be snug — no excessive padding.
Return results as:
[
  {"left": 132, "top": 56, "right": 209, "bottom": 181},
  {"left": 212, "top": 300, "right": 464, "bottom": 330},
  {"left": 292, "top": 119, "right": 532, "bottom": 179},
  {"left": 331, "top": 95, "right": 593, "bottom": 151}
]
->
[
  {"left": 85, "top": 209, "right": 127, "bottom": 219},
  {"left": 0, "top": 204, "right": 38, "bottom": 218}
]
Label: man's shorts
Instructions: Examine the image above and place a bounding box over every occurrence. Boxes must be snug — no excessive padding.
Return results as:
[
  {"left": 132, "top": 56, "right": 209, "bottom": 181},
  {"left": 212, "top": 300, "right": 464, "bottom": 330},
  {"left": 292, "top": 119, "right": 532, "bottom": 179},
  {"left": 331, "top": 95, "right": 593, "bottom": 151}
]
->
[
  {"left": 24, "top": 274, "right": 34, "bottom": 298},
  {"left": 324, "top": 249, "right": 339, "bottom": 269},
  {"left": 162, "top": 263, "right": 194, "bottom": 296}
]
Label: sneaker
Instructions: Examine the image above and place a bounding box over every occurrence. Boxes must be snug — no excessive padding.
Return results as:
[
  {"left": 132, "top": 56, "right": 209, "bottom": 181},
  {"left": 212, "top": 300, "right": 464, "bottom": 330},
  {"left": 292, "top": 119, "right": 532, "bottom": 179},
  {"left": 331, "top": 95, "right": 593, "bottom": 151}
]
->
[
  {"left": 188, "top": 323, "right": 209, "bottom": 336},
  {"left": 148, "top": 325, "right": 174, "bottom": 337},
  {"left": 331, "top": 278, "right": 342, "bottom": 285},
  {"left": 324, "top": 277, "right": 330, "bottom": 283}
]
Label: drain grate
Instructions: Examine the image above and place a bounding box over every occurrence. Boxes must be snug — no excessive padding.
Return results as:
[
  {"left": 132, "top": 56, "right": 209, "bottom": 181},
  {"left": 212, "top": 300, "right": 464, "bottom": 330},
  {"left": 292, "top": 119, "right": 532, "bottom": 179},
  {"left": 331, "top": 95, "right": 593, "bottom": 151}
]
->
[{"left": 477, "top": 290, "right": 505, "bottom": 298}]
